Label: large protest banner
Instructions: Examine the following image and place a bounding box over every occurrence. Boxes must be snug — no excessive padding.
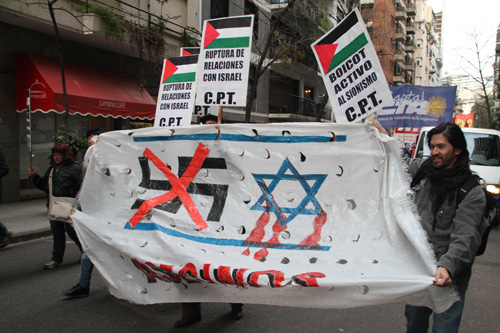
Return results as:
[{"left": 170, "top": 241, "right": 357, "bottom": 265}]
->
[
  {"left": 195, "top": 15, "right": 254, "bottom": 107},
  {"left": 377, "top": 85, "right": 457, "bottom": 129},
  {"left": 72, "top": 123, "right": 456, "bottom": 312},
  {"left": 311, "top": 9, "right": 393, "bottom": 123},
  {"left": 154, "top": 55, "right": 198, "bottom": 127}
]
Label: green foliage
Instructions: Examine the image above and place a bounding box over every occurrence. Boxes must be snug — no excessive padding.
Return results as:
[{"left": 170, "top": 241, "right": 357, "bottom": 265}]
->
[
  {"left": 72, "top": 1, "right": 123, "bottom": 41},
  {"left": 53, "top": 125, "right": 87, "bottom": 158},
  {"left": 182, "top": 26, "right": 201, "bottom": 47}
]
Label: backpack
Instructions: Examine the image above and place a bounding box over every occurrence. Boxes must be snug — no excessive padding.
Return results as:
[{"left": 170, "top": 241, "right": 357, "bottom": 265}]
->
[{"left": 455, "top": 175, "right": 495, "bottom": 256}]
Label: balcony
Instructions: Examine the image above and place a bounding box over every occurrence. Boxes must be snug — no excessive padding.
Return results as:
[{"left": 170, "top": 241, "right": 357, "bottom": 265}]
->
[
  {"left": 395, "top": 28, "right": 406, "bottom": 41},
  {"left": 404, "top": 41, "right": 415, "bottom": 53},
  {"left": 395, "top": 10, "right": 406, "bottom": 20},
  {"left": 406, "top": 5, "right": 416, "bottom": 16},
  {"left": 406, "top": 23, "right": 416, "bottom": 34},
  {"left": 393, "top": 74, "right": 405, "bottom": 84},
  {"left": 269, "top": 94, "right": 332, "bottom": 121},
  {"left": 394, "top": 50, "right": 405, "bottom": 63},
  {"left": 404, "top": 60, "right": 415, "bottom": 71}
]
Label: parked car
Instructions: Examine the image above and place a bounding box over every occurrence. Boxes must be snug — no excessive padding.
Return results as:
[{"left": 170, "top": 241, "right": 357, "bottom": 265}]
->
[{"left": 414, "top": 126, "right": 500, "bottom": 226}]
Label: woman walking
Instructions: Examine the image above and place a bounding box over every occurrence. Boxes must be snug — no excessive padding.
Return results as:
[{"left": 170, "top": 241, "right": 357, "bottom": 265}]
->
[{"left": 29, "top": 143, "right": 83, "bottom": 269}]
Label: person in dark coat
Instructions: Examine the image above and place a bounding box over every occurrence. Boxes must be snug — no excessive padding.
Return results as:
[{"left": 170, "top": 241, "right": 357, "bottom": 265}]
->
[
  {"left": 29, "top": 143, "right": 83, "bottom": 269},
  {"left": 0, "top": 146, "right": 12, "bottom": 250}
]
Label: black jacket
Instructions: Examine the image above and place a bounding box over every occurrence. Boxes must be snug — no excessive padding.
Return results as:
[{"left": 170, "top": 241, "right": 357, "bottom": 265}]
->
[{"left": 32, "top": 161, "right": 83, "bottom": 200}]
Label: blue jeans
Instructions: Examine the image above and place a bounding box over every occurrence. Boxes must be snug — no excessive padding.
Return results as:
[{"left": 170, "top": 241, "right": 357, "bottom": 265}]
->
[
  {"left": 405, "top": 291, "right": 466, "bottom": 333},
  {"left": 79, "top": 252, "right": 94, "bottom": 288}
]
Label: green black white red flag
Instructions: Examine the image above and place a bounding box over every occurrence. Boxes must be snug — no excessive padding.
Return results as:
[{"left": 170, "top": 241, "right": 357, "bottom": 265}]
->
[
  {"left": 195, "top": 15, "right": 254, "bottom": 107},
  {"left": 311, "top": 9, "right": 392, "bottom": 123}
]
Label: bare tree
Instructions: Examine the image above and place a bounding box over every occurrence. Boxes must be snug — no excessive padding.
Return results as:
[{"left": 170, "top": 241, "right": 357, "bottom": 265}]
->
[
  {"left": 245, "top": 0, "right": 359, "bottom": 123},
  {"left": 454, "top": 29, "right": 496, "bottom": 127}
]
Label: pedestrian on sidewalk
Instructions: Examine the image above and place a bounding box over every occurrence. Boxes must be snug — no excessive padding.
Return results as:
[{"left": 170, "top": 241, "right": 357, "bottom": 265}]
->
[
  {"left": 29, "top": 143, "right": 83, "bottom": 269},
  {"left": 63, "top": 128, "right": 105, "bottom": 298},
  {"left": 0, "top": 146, "right": 12, "bottom": 250}
]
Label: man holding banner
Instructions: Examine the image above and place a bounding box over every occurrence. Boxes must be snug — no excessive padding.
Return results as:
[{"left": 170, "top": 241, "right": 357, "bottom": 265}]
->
[{"left": 406, "top": 122, "right": 488, "bottom": 332}]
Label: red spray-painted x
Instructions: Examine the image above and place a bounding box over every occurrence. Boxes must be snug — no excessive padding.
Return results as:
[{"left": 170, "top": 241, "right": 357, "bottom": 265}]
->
[{"left": 129, "top": 143, "right": 210, "bottom": 230}]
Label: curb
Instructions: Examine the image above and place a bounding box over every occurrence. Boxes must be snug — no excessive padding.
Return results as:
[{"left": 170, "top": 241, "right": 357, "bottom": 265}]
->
[{"left": 11, "top": 228, "right": 52, "bottom": 244}]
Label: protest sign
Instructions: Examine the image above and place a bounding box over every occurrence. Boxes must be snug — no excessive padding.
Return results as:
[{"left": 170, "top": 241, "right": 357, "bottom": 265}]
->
[
  {"left": 154, "top": 55, "right": 198, "bottom": 127},
  {"left": 180, "top": 47, "right": 200, "bottom": 56},
  {"left": 72, "top": 123, "right": 456, "bottom": 312},
  {"left": 378, "top": 85, "right": 457, "bottom": 129},
  {"left": 195, "top": 15, "right": 254, "bottom": 107},
  {"left": 311, "top": 9, "right": 392, "bottom": 123}
]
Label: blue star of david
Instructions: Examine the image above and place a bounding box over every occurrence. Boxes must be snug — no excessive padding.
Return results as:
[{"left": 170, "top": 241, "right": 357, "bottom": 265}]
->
[{"left": 251, "top": 158, "right": 327, "bottom": 227}]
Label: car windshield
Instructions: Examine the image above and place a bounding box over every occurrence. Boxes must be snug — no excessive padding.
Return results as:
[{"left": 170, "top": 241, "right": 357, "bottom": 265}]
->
[{"left": 421, "top": 133, "right": 500, "bottom": 166}]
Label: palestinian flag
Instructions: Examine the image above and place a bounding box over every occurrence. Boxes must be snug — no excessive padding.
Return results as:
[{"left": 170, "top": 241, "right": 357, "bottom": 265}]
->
[
  {"left": 181, "top": 47, "right": 200, "bottom": 57},
  {"left": 161, "top": 55, "right": 198, "bottom": 84},
  {"left": 203, "top": 15, "right": 253, "bottom": 49},
  {"left": 312, "top": 10, "right": 368, "bottom": 75}
]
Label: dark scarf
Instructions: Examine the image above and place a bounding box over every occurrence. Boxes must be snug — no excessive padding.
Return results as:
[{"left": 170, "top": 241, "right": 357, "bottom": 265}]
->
[{"left": 411, "top": 157, "right": 472, "bottom": 215}]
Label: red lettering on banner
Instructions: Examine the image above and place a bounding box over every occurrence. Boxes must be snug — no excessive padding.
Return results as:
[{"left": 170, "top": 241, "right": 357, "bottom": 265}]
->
[
  {"left": 235, "top": 268, "right": 249, "bottom": 287},
  {"left": 200, "top": 263, "right": 216, "bottom": 283},
  {"left": 248, "top": 270, "right": 285, "bottom": 287},
  {"left": 292, "top": 272, "right": 326, "bottom": 287},
  {"left": 215, "top": 266, "right": 236, "bottom": 285},
  {"left": 132, "top": 259, "right": 325, "bottom": 288},
  {"left": 179, "top": 263, "right": 202, "bottom": 283}
]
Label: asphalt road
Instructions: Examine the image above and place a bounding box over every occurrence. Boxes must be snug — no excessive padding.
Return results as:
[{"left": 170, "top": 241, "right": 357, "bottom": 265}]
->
[{"left": 1, "top": 229, "right": 499, "bottom": 333}]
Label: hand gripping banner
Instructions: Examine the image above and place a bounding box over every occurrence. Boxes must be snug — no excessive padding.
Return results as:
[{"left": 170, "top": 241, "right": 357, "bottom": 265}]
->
[{"left": 72, "top": 123, "right": 457, "bottom": 312}]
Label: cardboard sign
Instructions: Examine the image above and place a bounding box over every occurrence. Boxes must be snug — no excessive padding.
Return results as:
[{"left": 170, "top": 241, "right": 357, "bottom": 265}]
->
[
  {"left": 72, "top": 123, "right": 456, "bottom": 312},
  {"left": 311, "top": 9, "right": 392, "bottom": 123},
  {"left": 195, "top": 15, "right": 254, "bottom": 107},
  {"left": 154, "top": 56, "right": 198, "bottom": 127}
]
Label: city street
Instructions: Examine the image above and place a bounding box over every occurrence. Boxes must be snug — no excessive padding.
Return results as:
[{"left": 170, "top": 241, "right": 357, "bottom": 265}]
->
[{"left": 1, "top": 229, "right": 499, "bottom": 333}]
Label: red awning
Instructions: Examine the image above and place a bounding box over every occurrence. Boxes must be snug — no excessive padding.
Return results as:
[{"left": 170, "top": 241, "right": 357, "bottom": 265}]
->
[{"left": 16, "top": 53, "right": 156, "bottom": 120}]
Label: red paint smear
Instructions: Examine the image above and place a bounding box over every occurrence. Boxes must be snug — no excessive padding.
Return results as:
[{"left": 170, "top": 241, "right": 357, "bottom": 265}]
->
[
  {"left": 254, "top": 248, "right": 269, "bottom": 261},
  {"left": 244, "top": 202, "right": 270, "bottom": 243},
  {"left": 266, "top": 219, "right": 286, "bottom": 244},
  {"left": 129, "top": 144, "right": 209, "bottom": 230},
  {"left": 241, "top": 248, "right": 250, "bottom": 256},
  {"left": 204, "top": 22, "right": 220, "bottom": 48},
  {"left": 300, "top": 210, "right": 327, "bottom": 246}
]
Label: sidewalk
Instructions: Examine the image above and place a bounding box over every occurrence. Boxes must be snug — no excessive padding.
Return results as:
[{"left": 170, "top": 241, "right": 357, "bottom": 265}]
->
[{"left": 0, "top": 198, "right": 51, "bottom": 243}]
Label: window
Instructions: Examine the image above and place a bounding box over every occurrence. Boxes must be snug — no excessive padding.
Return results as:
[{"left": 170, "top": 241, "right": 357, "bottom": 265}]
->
[
  {"left": 211, "top": 0, "right": 229, "bottom": 19},
  {"left": 245, "top": 1, "right": 258, "bottom": 40}
]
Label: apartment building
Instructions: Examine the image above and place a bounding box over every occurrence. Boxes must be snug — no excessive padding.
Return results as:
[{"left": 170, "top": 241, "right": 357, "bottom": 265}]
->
[
  {"left": 413, "top": 0, "right": 442, "bottom": 86},
  {"left": 360, "top": 0, "right": 417, "bottom": 86}
]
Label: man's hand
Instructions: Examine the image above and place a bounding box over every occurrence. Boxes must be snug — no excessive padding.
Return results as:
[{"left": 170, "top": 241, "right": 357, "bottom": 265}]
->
[
  {"left": 368, "top": 119, "right": 388, "bottom": 135},
  {"left": 433, "top": 266, "right": 452, "bottom": 287}
]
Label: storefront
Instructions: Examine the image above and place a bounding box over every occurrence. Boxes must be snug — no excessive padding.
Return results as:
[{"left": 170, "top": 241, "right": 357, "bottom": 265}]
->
[{"left": 15, "top": 53, "right": 157, "bottom": 198}]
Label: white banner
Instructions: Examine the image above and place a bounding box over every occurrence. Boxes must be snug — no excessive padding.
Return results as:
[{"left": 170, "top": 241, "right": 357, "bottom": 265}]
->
[
  {"left": 195, "top": 15, "right": 254, "bottom": 107},
  {"left": 311, "top": 9, "right": 393, "bottom": 123},
  {"left": 73, "top": 123, "right": 456, "bottom": 312}
]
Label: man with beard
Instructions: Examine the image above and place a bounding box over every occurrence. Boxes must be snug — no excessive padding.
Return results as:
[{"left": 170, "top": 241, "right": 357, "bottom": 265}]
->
[{"left": 405, "top": 122, "right": 488, "bottom": 332}]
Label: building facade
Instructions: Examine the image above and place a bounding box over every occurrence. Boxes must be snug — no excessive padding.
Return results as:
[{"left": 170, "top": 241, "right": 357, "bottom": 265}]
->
[
  {"left": 413, "top": 0, "right": 442, "bottom": 86},
  {"left": 360, "top": 0, "right": 417, "bottom": 86}
]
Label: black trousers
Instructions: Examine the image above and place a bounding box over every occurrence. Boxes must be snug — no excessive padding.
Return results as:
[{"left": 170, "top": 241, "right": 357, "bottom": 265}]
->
[{"left": 49, "top": 220, "right": 82, "bottom": 262}]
